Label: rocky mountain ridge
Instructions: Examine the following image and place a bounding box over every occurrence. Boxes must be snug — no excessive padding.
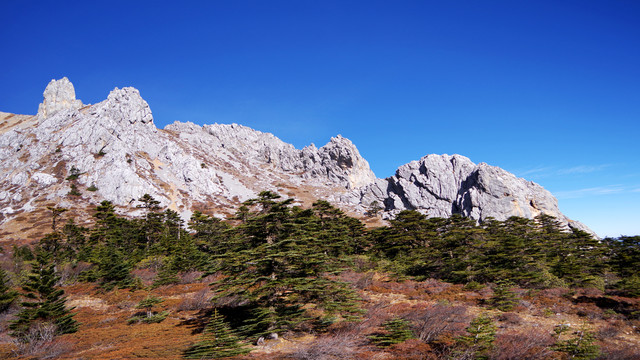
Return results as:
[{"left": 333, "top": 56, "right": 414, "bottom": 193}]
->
[{"left": 0, "top": 78, "right": 594, "bottom": 240}]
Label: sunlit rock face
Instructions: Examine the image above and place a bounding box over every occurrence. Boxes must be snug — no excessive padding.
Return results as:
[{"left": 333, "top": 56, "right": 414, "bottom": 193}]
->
[
  {"left": 344, "top": 154, "right": 595, "bottom": 235},
  {"left": 37, "top": 77, "right": 83, "bottom": 118},
  {"left": 0, "top": 77, "right": 594, "bottom": 237}
]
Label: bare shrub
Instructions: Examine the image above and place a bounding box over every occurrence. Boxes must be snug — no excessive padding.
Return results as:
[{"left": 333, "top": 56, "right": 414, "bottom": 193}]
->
[
  {"left": 11, "top": 322, "right": 72, "bottom": 359},
  {"left": 386, "top": 338, "right": 438, "bottom": 359},
  {"left": 178, "top": 287, "right": 213, "bottom": 311},
  {"left": 131, "top": 268, "right": 157, "bottom": 286},
  {"left": 405, "top": 303, "right": 470, "bottom": 343},
  {"left": 421, "top": 278, "right": 454, "bottom": 295},
  {"left": 288, "top": 332, "right": 361, "bottom": 360},
  {"left": 0, "top": 306, "right": 19, "bottom": 333},
  {"left": 597, "top": 341, "right": 640, "bottom": 360},
  {"left": 58, "top": 261, "right": 92, "bottom": 284},
  {"left": 596, "top": 324, "right": 621, "bottom": 339},
  {"left": 18, "top": 322, "right": 56, "bottom": 344},
  {"left": 496, "top": 312, "right": 522, "bottom": 326},
  {"left": 490, "top": 327, "right": 555, "bottom": 360},
  {"left": 576, "top": 287, "right": 604, "bottom": 298},
  {"left": 99, "top": 316, "right": 117, "bottom": 324},
  {"left": 327, "top": 302, "right": 390, "bottom": 337},
  {"left": 354, "top": 272, "right": 374, "bottom": 290},
  {"left": 179, "top": 270, "right": 204, "bottom": 284}
]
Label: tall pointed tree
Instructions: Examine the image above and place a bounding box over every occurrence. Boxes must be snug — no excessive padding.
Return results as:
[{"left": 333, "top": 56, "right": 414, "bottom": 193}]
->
[
  {"left": 0, "top": 268, "right": 18, "bottom": 313},
  {"left": 183, "top": 309, "right": 251, "bottom": 359},
  {"left": 9, "top": 250, "right": 78, "bottom": 341}
]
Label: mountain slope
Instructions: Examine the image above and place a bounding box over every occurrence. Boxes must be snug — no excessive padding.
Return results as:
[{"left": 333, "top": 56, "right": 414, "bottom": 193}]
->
[{"left": 0, "top": 78, "right": 593, "bottom": 241}]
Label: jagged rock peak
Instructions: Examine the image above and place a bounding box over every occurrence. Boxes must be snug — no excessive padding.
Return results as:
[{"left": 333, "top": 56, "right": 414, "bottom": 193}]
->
[
  {"left": 166, "top": 121, "right": 376, "bottom": 190},
  {"left": 90, "top": 87, "right": 154, "bottom": 125},
  {"left": 318, "top": 135, "right": 377, "bottom": 189},
  {"left": 348, "top": 153, "right": 597, "bottom": 237},
  {"left": 37, "top": 77, "right": 83, "bottom": 117}
]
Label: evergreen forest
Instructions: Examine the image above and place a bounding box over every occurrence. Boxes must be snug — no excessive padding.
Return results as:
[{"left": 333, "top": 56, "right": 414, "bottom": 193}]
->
[{"left": 0, "top": 191, "right": 639, "bottom": 359}]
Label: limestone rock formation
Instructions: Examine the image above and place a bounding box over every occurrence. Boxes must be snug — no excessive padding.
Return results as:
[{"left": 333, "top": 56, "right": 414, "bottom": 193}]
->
[
  {"left": 0, "top": 77, "right": 595, "bottom": 239},
  {"left": 37, "top": 77, "right": 83, "bottom": 118},
  {"left": 0, "top": 78, "right": 377, "bottom": 229},
  {"left": 346, "top": 154, "right": 594, "bottom": 234},
  {"left": 166, "top": 122, "right": 375, "bottom": 190}
]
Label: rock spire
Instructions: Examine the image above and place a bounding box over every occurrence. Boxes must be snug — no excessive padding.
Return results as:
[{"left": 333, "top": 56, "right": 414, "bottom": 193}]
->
[{"left": 37, "top": 77, "right": 83, "bottom": 118}]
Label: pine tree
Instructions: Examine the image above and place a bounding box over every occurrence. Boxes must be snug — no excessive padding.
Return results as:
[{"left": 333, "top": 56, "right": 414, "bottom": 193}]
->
[
  {"left": 553, "top": 324, "right": 600, "bottom": 360},
  {"left": 369, "top": 317, "right": 415, "bottom": 347},
  {"left": 212, "top": 194, "right": 362, "bottom": 336},
  {"left": 96, "top": 248, "right": 134, "bottom": 290},
  {"left": 488, "top": 280, "right": 520, "bottom": 312},
  {"left": 456, "top": 313, "right": 496, "bottom": 360},
  {"left": 128, "top": 295, "right": 168, "bottom": 324},
  {"left": 9, "top": 251, "right": 78, "bottom": 341},
  {"left": 606, "top": 236, "right": 640, "bottom": 296},
  {"left": 0, "top": 268, "right": 18, "bottom": 313},
  {"left": 183, "top": 309, "right": 251, "bottom": 359}
]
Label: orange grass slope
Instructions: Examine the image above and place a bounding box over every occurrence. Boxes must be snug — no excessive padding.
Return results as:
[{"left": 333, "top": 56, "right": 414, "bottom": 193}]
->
[{"left": 1, "top": 275, "right": 640, "bottom": 359}]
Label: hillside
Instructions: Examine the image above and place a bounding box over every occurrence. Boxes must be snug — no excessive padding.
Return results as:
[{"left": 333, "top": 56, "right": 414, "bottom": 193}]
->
[
  {"left": 0, "top": 194, "right": 638, "bottom": 359},
  {"left": 0, "top": 78, "right": 594, "bottom": 247},
  {"left": 3, "top": 78, "right": 635, "bottom": 359}
]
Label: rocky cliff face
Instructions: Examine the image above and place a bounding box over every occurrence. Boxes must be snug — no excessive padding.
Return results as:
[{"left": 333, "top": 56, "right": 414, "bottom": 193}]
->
[
  {"left": 37, "top": 77, "right": 83, "bottom": 118},
  {"left": 0, "top": 78, "right": 594, "bottom": 240},
  {"left": 0, "top": 78, "right": 376, "bottom": 228},
  {"left": 344, "top": 154, "right": 593, "bottom": 234}
]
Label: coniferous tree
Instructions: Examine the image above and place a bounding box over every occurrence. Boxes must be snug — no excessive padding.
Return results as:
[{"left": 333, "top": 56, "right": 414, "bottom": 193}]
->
[
  {"left": 9, "top": 251, "right": 78, "bottom": 341},
  {"left": 212, "top": 192, "right": 361, "bottom": 337},
  {"left": 0, "top": 268, "right": 18, "bottom": 313},
  {"left": 369, "top": 317, "right": 415, "bottom": 347},
  {"left": 96, "top": 248, "right": 134, "bottom": 290},
  {"left": 456, "top": 313, "right": 496, "bottom": 360},
  {"left": 552, "top": 229, "right": 606, "bottom": 289},
  {"left": 189, "top": 211, "right": 231, "bottom": 255},
  {"left": 481, "top": 216, "right": 548, "bottom": 286},
  {"left": 606, "top": 235, "right": 640, "bottom": 296},
  {"left": 553, "top": 324, "right": 600, "bottom": 360},
  {"left": 427, "top": 215, "right": 487, "bottom": 283},
  {"left": 183, "top": 309, "right": 251, "bottom": 359},
  {"left": 488, "top": 280, "right": 520, "bottom": 311},
  {"left": 62, "top": 219, "right": 87, "bottom": 257}
]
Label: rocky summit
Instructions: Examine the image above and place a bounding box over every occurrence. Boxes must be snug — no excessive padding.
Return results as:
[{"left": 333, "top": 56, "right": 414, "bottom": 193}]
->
[{"left": 0, "top": 78, "right": 594, "bottom": 241}]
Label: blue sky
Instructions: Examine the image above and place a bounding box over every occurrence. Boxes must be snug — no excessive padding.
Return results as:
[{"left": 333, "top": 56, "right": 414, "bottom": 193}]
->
[{"left": 1, "top": 0, "right": 639, "bottom": 237}]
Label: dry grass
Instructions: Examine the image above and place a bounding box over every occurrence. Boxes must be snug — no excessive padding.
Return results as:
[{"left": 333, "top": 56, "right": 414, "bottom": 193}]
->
[
  {"left": 0, "top": 259, "right": 638, "bottom": 359},
  {"left": 0, "top": 279, "right": 637, "bottom": 360}
]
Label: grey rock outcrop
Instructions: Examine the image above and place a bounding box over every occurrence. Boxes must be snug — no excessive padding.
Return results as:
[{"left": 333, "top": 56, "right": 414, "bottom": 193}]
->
[
  {"left": 346, "top": 154, "right": 595, "bottom": 235},
  {"left": 166, "top": 122, "right": 376, "bottom": 190},
  {"left": 0, "top": 77, "right": 595, "bottom": 238},
  {"left": 37, "top": 77, "right": 83, "bottom": 118},
  {"left": 0, "top": 78, "right": 377, "bottom": 224}
]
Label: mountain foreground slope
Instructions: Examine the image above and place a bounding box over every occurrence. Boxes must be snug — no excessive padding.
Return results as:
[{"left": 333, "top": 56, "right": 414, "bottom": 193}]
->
[{"left": 0, "top": 78, "right": 593, "bottom": 242}]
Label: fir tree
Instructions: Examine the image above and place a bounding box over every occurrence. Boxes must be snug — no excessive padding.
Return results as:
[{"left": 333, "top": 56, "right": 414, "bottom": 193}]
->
[
  {"left": 456, "top": 313, "right": 496, "bottom": 360},
  {"left": 369, "top": 317, "right": 414, "bottom": 347},
  {"left": 551, "top": 229, "right": 606, "bottom": 289},
  {"left": 212, "top": 193, "right": 362, "bottom": 336},
  {"left": 183, "top": 309, "right": 251, "bottom": 359},
  {"left": 488, "top": 280, "right": 520, "bottom": 312},
  {"left": 606, "top": 235, "right": 640, "bottom": 296},
  {"left": 96, "top": 248, "right": 134, "bottom": 290},
  {"left": 189, "top": 211, "right": 231, "bottom": 255},
  {"left": 0, "top": 268, "right": 18, "bottom": 313},
  {"left": 553, "top": 324, "right": 600, "bottom": 360},
  {"left": 9, "top": 251, "right": 78, "bottom": 341},
  {"left": 129, "top": 295, "right": 168, "bottom": 324}
]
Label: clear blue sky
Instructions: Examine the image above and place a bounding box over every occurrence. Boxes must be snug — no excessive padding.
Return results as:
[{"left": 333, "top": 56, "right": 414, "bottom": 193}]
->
[{"left": 2, "top": 0, "right": 639, "bottom": 237}]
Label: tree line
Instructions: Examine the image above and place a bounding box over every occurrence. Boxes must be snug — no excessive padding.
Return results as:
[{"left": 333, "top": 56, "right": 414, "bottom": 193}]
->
[{"left": 1, "top": 191, "right": 638, "bottom": 357}]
